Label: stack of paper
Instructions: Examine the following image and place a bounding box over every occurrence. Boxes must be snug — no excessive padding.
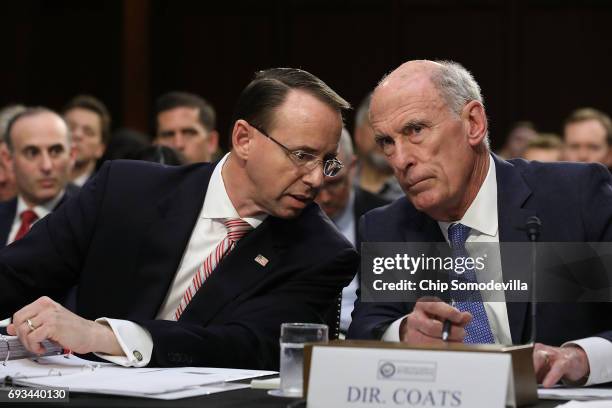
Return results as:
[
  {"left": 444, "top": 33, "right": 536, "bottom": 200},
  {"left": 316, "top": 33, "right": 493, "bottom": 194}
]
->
[
  {"left": 539, "top": 387, "right": 612, "bottom": 402},
  {"left": 1, "top": 355, "right": 276, "bottom": 399}
]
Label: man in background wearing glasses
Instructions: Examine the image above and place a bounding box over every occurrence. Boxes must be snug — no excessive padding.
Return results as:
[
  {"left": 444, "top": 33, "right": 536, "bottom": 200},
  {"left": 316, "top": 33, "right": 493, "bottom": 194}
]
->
[
  {"left": 315, "top": 128, "right": 389, "bottom": 336},
  {"left": 0, "top": 68, "right": 358, "bottom": 370}
]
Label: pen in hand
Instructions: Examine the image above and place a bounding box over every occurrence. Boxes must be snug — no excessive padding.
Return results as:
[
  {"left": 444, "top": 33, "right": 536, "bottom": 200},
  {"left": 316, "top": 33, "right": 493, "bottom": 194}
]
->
[{"left": 442, "top": 319, "right": 451, "bottom": 341}]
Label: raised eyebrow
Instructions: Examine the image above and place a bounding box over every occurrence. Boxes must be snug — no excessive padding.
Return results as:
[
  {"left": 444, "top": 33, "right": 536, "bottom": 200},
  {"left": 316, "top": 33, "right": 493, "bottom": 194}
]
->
[
  {"left": 22, "top": 145, "right": 41, "bottom": 153},
  {"left": 401, "top": 120, "right": 431, "bottom": 133},
  {"left": 286, "top": 145, "right": 318, "bottom": 155},
  {"left": 374, "top": 133, "right": 393, "bottom": 142}
]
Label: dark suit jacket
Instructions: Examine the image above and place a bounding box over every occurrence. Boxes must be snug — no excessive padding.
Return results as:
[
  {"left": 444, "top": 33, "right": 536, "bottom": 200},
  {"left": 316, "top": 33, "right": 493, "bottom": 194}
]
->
[
  {"left": 353, "top": 187, "right": 391, "bottom": 249},
  {"left": 0, "top": 160, "right": 358, "bottom": 370},
  {"left": 0, "top": 183, "right": 80, "bottom": 245},
  {"left": 348, "top": 155, "right": 612, "bottom": 346}
]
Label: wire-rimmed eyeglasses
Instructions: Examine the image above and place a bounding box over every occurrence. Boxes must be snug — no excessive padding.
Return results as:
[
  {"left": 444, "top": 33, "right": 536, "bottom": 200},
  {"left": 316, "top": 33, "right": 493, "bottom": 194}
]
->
[{"left": 248, "top": 122, "right": 344, "bottom": 177}]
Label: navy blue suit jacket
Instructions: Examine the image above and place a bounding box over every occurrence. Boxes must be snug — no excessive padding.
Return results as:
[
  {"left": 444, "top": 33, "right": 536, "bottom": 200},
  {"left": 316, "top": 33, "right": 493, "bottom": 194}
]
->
[
  {"left": 0, "top": 160, "right": 358, "bottom": 369},
  {"left": 348, "top": 155, "right": 612, "bottom": 346}
]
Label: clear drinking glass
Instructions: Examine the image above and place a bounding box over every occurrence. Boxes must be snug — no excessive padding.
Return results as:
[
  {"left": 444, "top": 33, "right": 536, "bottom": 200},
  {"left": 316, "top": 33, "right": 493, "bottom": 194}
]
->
[{"left": 278, "top": 322, "right": 328, "bottom": 397}]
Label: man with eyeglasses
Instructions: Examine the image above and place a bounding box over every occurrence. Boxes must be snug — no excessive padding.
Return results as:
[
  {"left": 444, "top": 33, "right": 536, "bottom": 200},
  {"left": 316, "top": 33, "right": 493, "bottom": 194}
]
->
[
  {"left": 0, "top": 68, "right": 358, "bottom": 370},
  {"left": 315, "top": 128, "right": 389, "bottom": 335}
]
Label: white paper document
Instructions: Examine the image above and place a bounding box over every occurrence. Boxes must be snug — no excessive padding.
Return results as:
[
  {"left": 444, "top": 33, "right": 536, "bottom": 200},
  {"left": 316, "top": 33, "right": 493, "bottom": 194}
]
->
[
  {"left": 539, "top": 386, "right": 612, "bottom": 401},
  {"left": 0, "top": 355, "right": 276, "bottom": 399},
  {"left": 555, "top": 401, "right": 612, "bottom": 408}
]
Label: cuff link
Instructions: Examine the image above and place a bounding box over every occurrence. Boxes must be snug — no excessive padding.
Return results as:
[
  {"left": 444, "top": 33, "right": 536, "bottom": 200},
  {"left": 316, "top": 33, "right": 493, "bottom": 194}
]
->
[{"left": 133, "top": 350, "right": 143, "bottom": 362}]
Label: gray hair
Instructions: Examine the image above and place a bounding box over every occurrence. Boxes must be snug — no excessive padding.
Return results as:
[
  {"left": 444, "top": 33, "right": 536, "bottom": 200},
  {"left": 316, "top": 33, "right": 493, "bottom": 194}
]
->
[
  {"left": 338, "top": 128, "right": 354, "bottom": 161},
  {"left": 0, "top": 105, "right": 26, "bottom": 143},
  {"left": 431, "top": 60, "right": 484, "bottom": 115},
  {"left": 4, "top": 107, "right": 71, "bottom": 152},
  {"left": 432, "top": 60, "right": 489, "bottom": 147},
  {"left": 355, "top": 93, "right": 372, "bottom": 128}
]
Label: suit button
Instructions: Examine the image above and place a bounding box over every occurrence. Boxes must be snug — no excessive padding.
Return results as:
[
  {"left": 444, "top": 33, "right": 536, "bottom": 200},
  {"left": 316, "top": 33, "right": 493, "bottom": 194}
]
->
[{"left": 133, "top": 350, "right": 143, "bottom": 362}]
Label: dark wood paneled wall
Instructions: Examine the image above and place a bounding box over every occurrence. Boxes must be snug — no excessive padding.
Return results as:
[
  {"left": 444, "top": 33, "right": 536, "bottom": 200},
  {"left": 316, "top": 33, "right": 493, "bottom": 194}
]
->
[{"left": 2, "top": 0, "right": 611, "bottom": 151}]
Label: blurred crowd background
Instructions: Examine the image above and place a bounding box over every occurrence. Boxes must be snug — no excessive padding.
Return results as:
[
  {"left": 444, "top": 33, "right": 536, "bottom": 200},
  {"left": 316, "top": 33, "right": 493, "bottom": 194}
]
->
[{"left": 0, "top": 0, "right": 611, "bottom": 205}]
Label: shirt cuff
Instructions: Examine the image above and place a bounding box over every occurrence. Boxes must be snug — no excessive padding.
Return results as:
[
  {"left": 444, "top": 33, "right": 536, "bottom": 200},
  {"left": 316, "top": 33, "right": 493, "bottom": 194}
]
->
[
  {"left": 564, "top": 337, "right": 612, "bottom": 386},
  {"left": 381, "top": 316, "right": 405, "bottom": 342},
  {"left": 93, "top": 318, "right": 153, "bottom": 367}
]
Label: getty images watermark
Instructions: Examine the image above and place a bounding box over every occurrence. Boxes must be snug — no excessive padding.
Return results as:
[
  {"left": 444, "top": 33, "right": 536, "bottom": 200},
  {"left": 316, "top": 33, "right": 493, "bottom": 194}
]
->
[{"left": 360, "top": 242, "right": 612, "bottom": 303}]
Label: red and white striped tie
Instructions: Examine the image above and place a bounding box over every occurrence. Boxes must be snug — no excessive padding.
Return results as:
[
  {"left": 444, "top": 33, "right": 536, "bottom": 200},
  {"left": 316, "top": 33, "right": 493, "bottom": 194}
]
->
[{"left": 174, "top": 218, "right": 253, "bottom": 320}]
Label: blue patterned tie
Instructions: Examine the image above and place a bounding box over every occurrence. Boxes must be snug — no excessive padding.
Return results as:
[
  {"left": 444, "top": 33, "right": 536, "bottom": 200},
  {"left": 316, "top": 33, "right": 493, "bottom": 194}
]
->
[{"left": 448, "top": 223, "right": 495, "bottom": 344}]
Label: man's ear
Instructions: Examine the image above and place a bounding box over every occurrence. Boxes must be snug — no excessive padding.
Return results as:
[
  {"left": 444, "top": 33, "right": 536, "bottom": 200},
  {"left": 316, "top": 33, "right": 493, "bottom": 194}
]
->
[
  {"left": 68, "top": 144, "right": 77, "bottom": 169},
  {"left": 0, "top": 143, "right": 13, "bottom": 168},
  {"left": 231, "top": 120, "right": 253, "bottom": 160},
  {"left": 348, "top": 155, "right": 358, "bottom": 178},
  {"left": 207, "top": 130, "right": 219, "bottom": 156},
  {"left": 462, "top": 100, "right": 488, "bottom": 147}
]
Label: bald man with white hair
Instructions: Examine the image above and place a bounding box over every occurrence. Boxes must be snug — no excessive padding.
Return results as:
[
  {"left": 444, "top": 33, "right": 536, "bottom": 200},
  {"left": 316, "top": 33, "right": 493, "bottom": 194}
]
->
[{"left": 349, "top": 59, "right": 612, "bottom": 388}]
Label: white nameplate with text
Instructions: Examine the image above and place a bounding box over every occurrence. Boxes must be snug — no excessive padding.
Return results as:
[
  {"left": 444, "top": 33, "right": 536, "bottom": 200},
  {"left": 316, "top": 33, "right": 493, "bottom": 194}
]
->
[{"left": 306, "top": 346, "right": 513, "bottom": 408}]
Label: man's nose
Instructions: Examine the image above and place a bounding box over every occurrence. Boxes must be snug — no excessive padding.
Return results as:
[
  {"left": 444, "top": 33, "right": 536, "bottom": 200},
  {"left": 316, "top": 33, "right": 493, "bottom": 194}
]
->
[
  {"left": 301, "top": 163, "right": 325, "bottom": 189},
  {"left": 173, "top": 134, "right": 185, "bottom": 150},
  {"left": 39, "top": 152, "right": 53, "bottom": 172},
  {"left": 316, "top": 187, "right": 332, "bottom": 204},
  {"left": 388, "top": 139, "right": 415, "bottom": 172},
  {"left": 72, "top": 127, "right": 83, "bottom": 142}
]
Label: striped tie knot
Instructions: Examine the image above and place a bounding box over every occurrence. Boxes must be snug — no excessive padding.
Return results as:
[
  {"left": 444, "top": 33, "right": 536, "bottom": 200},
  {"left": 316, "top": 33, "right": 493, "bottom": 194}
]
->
[{"left": 224, "top": 218, "right": 252, "bottom": 243}]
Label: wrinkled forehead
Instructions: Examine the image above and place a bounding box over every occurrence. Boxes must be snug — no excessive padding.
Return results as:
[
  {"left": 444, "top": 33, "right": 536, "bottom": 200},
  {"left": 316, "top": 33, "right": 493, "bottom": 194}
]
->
[
  {"left": 12, "top": 113, "right": 69, "bottom": 145},
  {"left": 370, "top": 73, "right": 444, "bottom": 125}
]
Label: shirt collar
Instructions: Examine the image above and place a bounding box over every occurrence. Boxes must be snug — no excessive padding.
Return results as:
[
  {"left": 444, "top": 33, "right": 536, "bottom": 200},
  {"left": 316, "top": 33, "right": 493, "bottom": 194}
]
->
[
  {"left": 202, "top": 153, "right": 266, "bottom": 229},
  {"left": 16, "top": 189, "right": 65, "bottom": 220},
  {"left": 439, "top": 154, "right": 498, "bottom": 239}
]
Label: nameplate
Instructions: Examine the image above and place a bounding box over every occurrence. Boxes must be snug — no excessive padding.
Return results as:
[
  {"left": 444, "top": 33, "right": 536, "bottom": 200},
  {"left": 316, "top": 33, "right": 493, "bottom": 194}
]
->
[{"left": 304, "top": 341, "right": 537, "bottom": 408}]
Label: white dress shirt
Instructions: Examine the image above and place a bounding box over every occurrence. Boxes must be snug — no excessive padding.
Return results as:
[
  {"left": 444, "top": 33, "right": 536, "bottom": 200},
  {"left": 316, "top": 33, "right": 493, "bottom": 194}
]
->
[
  {"left": 72, "top": 171, "right": 92, "bottom": 188},
  {"left": 95, "top": 153, "right": 266, "bottom": 367},
  {"left": 381, "top": 155, "right": 612, "bottom": 385}
]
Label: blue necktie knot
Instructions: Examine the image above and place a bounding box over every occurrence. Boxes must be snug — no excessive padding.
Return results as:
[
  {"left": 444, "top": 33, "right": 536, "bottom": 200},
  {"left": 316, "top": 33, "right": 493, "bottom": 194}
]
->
[{"left": 448, "top": 223, "right": 471, "bottom": 250}]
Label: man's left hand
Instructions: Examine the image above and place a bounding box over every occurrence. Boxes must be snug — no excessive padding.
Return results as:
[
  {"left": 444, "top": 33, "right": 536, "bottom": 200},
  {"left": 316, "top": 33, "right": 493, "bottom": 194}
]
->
[
  {"left": 7, "top": 296, "right": 123, "bottom": 356},
  {"left": 534, "top": 342, "right": 590, "bottom": 388}
]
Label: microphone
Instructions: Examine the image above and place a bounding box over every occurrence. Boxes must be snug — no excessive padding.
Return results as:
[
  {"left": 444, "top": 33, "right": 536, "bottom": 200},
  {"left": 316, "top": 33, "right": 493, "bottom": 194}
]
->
[
  {"left": 526, "top": 216, "right": 541, "bottom": 344},
  {"left": 526, "top": 216, "right": 541, "bottom": 243}
]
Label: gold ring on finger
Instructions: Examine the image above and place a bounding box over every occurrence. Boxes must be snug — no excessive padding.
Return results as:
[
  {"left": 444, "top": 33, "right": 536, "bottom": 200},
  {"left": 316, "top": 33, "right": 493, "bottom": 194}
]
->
[{"left": 26, "top": 318, "right": 37, "bottom": 332}]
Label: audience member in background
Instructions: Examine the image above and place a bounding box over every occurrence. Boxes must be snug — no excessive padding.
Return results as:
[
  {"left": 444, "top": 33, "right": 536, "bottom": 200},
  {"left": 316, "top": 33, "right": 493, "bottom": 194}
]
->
[
  {"left": 153, "top": 92, "right": 219, "bottom": 164},
  {"left": 353, "top": 93, "right": 403, "bottom": 201},
  {"left": 563, "top": 108, "right": 612, "bottom": 167},
  {"left": 127, "top": 145, "right": 185, "bottom": 166},
  {"left": 523, "top": 133, "right": 563, "bottom": 162},
  {"left": 315, "top": 128, "right": 389, "bottom": 335},
  {"left": 496, "top": 121, "right": 538, "bottom": 159},
  {"left": 0, "top": 108, "right": 77, "bottom": 246},
  {"left": 62, "top": 95, "right": 111, "bottom": 187},
  {"left": 0, "top": 105, "right": 26, "bottom": 202},
  {"left": 96, "top": 128, "right": 150, "bottom": 168}
]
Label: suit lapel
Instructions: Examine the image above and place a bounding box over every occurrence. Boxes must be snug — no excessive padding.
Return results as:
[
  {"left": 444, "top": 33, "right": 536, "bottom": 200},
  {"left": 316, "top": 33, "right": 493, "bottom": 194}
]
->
[
  {"left": 126, "top": 165, "right": 214, "bottom": 319},
  {"left": 494, "top": 155, "right": 536, "bottom": 344},
  {"left": 180, "top": 216, "right": 289, "bottom": 325}
]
